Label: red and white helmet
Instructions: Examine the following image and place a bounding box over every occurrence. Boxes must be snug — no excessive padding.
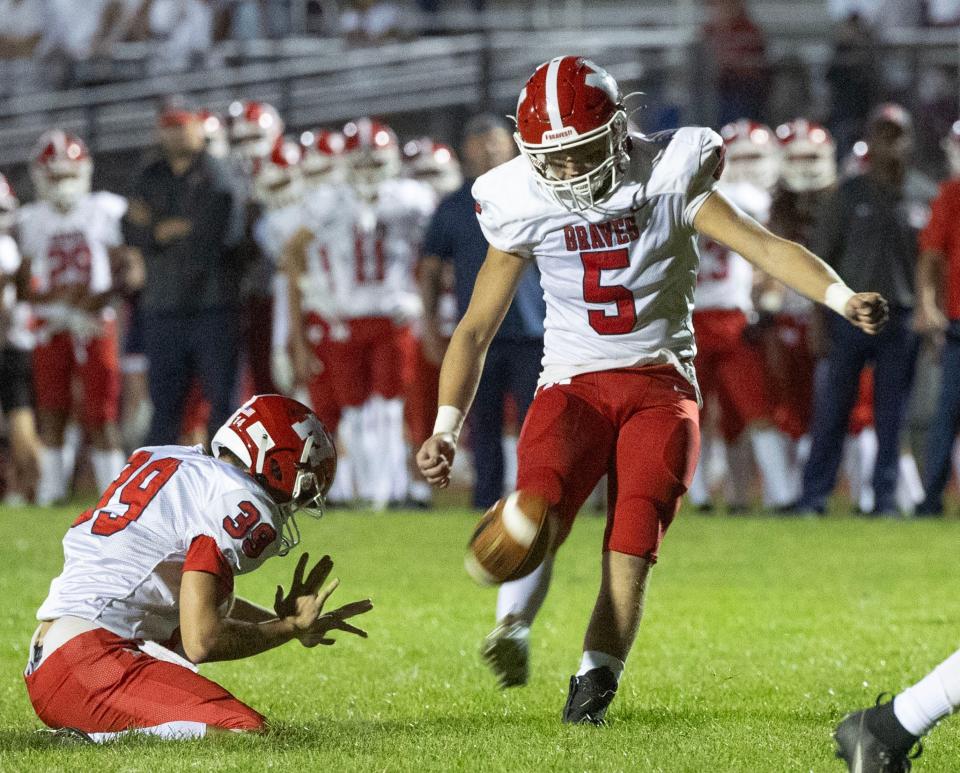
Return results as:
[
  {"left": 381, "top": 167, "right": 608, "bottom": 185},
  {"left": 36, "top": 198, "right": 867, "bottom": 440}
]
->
[
  {"left": 0, "top": 174, "right": 18, "bottom": 232},
  {"left": 719, "top": 119, "right": 780, "bottom": 192},
  {"left": 30, "top": 130, "right": 92, "bottom": 210},
  {"left": 775, "top": 119, "right": 837, "bottom": 193},
  {"left": 197, "top": 109, "right": 230, "bottom": 159},
  {"left": 514, "top": 56, "right": 628, "bottom": 211},
  {"left": 342, "top": 117, "right": 401, "bottom": 198},
  {"left": 251, "top": 136, "right": 303, "bottom": 210},
  {"left": 942, "top": 120, "right": 960, "bottom": 178},
  {"left": 227, "top": 100, "right": 283, "bottom": 161},
  {"left": 299, "top": 129, "right": 346, "bottom": 186},
  {"left": 402, "top": 137, "right": 463, "bottom": 196},
  {"left": 212, "top": 394, "right": 337, "bottom": 554}
]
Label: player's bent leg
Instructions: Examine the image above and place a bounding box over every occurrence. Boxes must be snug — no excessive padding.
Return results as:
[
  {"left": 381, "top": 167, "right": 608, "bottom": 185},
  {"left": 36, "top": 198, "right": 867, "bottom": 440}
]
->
[{"left": 25, "top": 628, "right": 265, "bottom": 740}]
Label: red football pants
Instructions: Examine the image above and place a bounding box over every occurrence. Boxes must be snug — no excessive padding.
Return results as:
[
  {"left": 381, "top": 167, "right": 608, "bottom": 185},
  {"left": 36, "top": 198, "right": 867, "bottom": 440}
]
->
[
  {"left": 516, "top": 365, "right": 700, "bottom": 562},
  {"left": 24, "top": 629, "right": 264, "bottom": 734}
]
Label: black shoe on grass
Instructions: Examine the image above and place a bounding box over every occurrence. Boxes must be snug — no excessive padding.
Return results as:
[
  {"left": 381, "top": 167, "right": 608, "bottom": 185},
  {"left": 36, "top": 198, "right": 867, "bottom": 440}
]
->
[
  {"left": 561, "top": 666, "right": 618, "bottom": 726},
  {"left": 834, "top": 695, "right": 921, "bottom": 773}
]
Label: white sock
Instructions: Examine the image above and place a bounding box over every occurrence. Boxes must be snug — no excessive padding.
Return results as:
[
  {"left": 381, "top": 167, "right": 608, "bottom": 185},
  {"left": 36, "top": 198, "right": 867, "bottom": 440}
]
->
[
  {"left": 896, "top": 452, "right": 924, "bottom": 514},
  {"left": 496, "top": 553, "right": 554, "bottom": 624},
  {"left": 341, "top": 407, "right": 369, "bottom": 501},
  {"left": 849, "top": 429, "right": 878, "bottom": 513},
  {"left": 724, "top": 436, "right": 752, "bottom": 508},
  {"left": 87, "top": 720, "right": 208, "bottom": 743},
  {"left": 361, "top": 398, "right": 390, "bottom": 508},
  {"left": 91, "top": 449, "right": 125, "bottom": 493},
  {"left": 61, "top": 423, "right": 82, "bottom": 484},
  {"left": 501, "top": 434, "right": 518, "bottom": 492},
  {"left": 327, "top": 441, "right": 353, "bottom": 502},
  {"left": 382, "top": 397, "right": 408, "bottom": 503},
  {"left": 577, "top": 650, "right": 625, "bottom": 682},
  {"left": 749, "top": 426, "right": 796, "bottom": 507},
  {"left": 894, "top": 648, "right": 960, "bottom": 736},
  {"left": 408, "top": 478, "right": 432, "bottom": 505},
  {"left": 37, "top": 447, "right": 65, "bottom": 506},
  {"left": 688, "top": 440, "right": 711, "bottom": 507}
]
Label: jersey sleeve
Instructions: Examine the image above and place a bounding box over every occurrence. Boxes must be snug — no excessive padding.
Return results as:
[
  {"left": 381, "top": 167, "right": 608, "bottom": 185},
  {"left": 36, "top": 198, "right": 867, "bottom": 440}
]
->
[
  {"left": 919, "top": 182, "right": 956, "bottom": 254},
  {"left": 471, "top": 170, "right": 539, "bottom": 259},
  {"left": 183, "top": 534, "right": 235, "bottom": 603},
  {"left": 188, "top": 489, "right": 284, "bottom": 575},
  {"left": 94, "top": 192, "right": 129, "bottom": 248},
  {"left": 682, "top": 128, "right": 725, "bottom": 229}
]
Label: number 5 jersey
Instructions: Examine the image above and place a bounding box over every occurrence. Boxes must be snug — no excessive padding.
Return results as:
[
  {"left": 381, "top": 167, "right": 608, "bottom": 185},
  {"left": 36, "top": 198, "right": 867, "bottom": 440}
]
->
[
  {"left": 472, "top": 127, "right": 723, "bottom": 390},
  {"left": 37, "top": 446, "right": 284, "bottom": 645}
]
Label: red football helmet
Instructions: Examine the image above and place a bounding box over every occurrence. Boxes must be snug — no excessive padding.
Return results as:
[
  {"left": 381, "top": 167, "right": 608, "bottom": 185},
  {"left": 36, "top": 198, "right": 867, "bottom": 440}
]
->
[
  {"left": 0, "top": 173, "right": 18, "bottom": 232},
  {"left": 719, "top": 119, "right": 780, "bottom": 191},
  {"left": 299, "top": 129, "right": 346, "bottom": 186},
  {"left": 402, "top": 137, "right": 462, "bottom": 196},
  {"left": 227, "top": 100, "right": 284, "bottom": 161},
  {"left": 342, "top": 117, "right": 401, "bottom": 198},
  {"left": 514, "top": 56, "right": 628, "bottom": 211},
  {"left": 212, "top": 394, "right": 337, "bottom": 554},
  {"left": 30, "top": 130, "right": 92, "bottom": 210},
  {"left": 251, "top": 136, "right": 303, "bottom": 210},
  {"left": 943, "top": 120, "right": 960, "bottom": 178},
  {"left": 775, "top": 119, "right": 836, "bottom": 193}
]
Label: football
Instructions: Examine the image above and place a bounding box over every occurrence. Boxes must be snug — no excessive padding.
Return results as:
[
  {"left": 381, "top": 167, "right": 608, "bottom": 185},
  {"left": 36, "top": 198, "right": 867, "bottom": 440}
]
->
[{"left": 464, "top": 490, "right": 554, "bottom": 585}]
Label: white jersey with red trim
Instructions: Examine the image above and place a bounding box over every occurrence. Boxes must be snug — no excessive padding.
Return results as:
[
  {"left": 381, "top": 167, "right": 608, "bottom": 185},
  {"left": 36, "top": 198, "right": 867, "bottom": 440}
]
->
[
  {"left": 0, "top": 234, "right": 34, "bottom": 350},
  {"left": 694, "top": 180, "right": 769, "bottom": 313},
  {"left": 17, "top": 191, "right": 126, "bottom": 298},
  {"left": 253, "top": 201, "right": 305, "bottom": 265},
  {"left": 295, "top": 183, "right": 357, "bottom": 318},
  {"left": 343, "top": 177, "right": 435, "bottom": 321},
  {"left": 37, "top": 445, "right": 285, "bottom": 644},
  {"left": 473, "top": 127, "right": 723, "bottom": 388}
]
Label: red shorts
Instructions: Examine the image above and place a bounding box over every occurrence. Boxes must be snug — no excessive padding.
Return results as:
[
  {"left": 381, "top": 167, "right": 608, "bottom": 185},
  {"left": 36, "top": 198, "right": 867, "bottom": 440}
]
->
[
  {"left": 305, "top": 312, "right": 343, "bottom": 434},
  {"left": 766, "top": 315, "right": 814, "bottom": 440},
  {"left": 24, "top": 628, "right": 264, "bottom": 734},
  {"left": 693, "top": 309, "right": 771, "bottom": 441},
  {"left": 402, "top": 334, "right": 443, "bottom": 446},
  {"left": 329, "top": 317, "right": 408, "bottom": 407},
  {"left": 33, "top": 321, "right": 120, "bottom": 428},
  {"left": 516, "top": 365, "right": 700, "bottom": 561}
]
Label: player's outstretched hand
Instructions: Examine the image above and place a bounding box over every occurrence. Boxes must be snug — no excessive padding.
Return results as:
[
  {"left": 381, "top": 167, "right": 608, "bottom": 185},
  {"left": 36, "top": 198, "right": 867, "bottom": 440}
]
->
[
  {"left": 273, "top": 553, "right": 373, "bottom": 647},
  {"left": 416, "top": 433, "right": 456, "bottom": 488},
  {"left": 844, "top": 292, "right": 888, "bottom": 335}
]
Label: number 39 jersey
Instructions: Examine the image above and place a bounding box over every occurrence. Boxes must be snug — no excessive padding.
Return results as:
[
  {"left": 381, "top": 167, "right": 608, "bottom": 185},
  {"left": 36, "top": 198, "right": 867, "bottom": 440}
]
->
[
  {"left": 37, "top": 445, "right": 284, "bottom": 644},
  {"left": 472, "top": 127, "right": 723, "bottom": 388}
]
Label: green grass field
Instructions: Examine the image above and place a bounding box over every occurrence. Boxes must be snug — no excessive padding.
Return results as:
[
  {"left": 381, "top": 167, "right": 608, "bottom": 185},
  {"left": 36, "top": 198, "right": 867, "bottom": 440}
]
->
[{"left": 1, "top": 502, "right": 958, "bottom": 772}]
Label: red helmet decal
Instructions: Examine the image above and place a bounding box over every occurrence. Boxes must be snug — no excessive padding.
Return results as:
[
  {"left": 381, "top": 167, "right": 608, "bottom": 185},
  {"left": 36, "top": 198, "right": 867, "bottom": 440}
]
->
[{"left": 516, "top": 56, "right": 622, "bottom": 145}]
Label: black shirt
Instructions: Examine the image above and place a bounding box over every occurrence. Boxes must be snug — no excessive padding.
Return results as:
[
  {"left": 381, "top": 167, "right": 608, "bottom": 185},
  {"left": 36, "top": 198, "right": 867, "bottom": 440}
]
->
[{"left": 123, "top": 151, "right": 243, "bottom": 314}]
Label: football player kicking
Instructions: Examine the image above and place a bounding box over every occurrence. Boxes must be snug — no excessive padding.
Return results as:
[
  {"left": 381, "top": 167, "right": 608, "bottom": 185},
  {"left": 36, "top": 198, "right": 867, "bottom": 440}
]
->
[
  {"left": 416, "top": 55, "right": 887, "bottom": 725},
  {"left": 25, "top": 394, "right": 372, "bottom": 742}
]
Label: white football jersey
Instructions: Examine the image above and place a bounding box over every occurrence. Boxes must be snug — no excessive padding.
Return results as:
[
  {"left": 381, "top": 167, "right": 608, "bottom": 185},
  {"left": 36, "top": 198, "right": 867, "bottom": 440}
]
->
[
  {"left": 37, "top": 445, "right": 285, "bottom": 644},
  {"left": 341, "top": 177, "right": 434, "bottom": 320},
  {"left": 18, "top": 191, "right": 126, "bottom": 298},
  {"left": 253, "top": 201, "right": 304, "bottom": 265},
  {"left": 0, "top": 234, "right": 33, "bottom": 350},
  {"left": 473, "top": 127, "right": 723, "bottom": 388},
  {"left": 296, "top": 183, "right": 358, "bottom": 317},
  {"left": 694, "top": 180, "right": 769, "bottom": 313}
]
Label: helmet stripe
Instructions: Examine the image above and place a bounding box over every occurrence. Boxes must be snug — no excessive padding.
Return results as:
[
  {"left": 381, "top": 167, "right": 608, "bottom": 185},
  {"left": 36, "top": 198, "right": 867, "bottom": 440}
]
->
[{"left": 544, "top": 57, "right": 565, "bottom": 132}]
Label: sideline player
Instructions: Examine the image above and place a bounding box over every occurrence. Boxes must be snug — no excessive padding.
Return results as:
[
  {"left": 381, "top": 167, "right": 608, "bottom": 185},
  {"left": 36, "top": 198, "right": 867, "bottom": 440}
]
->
[
  {"left": 25, "top": 394, "right": 372, "bottom": 742},
  {"left": 19, "top": 130, "right": 131, "bottom": 504},
  {"left": 416, "top": 56, "right": 887, "bottom": 723}
]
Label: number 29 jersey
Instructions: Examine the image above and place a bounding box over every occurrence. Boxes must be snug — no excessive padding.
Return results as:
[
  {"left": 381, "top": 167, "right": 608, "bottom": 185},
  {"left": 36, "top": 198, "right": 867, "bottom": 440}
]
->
[
  {"left": 37, "top": 445, "right": 284, "bottom": 644},
  {"left": 472, "top": 127, "right": 724, "bottom": 388}
]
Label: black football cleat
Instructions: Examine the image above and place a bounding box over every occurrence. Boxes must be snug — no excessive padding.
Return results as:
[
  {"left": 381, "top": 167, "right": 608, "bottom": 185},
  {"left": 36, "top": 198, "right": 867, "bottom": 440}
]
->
[
  {"left": 561, "top": 666, "right": 618, "bottom": 725},
  {"left": 39, "top": 727, "right": 95, "bottom": 745},
  {"left": 833, "top": 695, "right": 922, "bottom": 773}
]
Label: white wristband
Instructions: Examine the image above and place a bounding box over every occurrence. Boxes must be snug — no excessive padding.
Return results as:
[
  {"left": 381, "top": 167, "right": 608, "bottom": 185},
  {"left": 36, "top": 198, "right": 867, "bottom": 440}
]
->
[
  {"left": 433, "top": 405, "right": 465, "bottom": 443},
  {"left": 824, "top": 282, "right": 855, "bottom": 317}
]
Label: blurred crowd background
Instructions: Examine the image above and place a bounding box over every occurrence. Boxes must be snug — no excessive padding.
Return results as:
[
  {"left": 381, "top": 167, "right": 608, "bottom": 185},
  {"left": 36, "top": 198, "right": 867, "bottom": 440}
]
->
[{"left": 0, "top": 0, "right": 958, "bottom": 517}]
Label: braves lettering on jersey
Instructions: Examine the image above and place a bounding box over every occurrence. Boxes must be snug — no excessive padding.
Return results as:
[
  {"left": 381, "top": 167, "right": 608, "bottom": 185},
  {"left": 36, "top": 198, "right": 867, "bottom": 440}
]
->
[
  {"left": 37, "top": 446, "right": 284, "bottom": 644},
  {"left": 694, "top": 180, "right": 769, "bottom": 313},
  {"left": 341, "top": 177, "right": 434, "bottom": 321},
  {"left": 18, "top": 192, "right": 126, "bottom": 299},
  {"left": 472, "top": 127, "right": 723, "bottom": 388}
]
